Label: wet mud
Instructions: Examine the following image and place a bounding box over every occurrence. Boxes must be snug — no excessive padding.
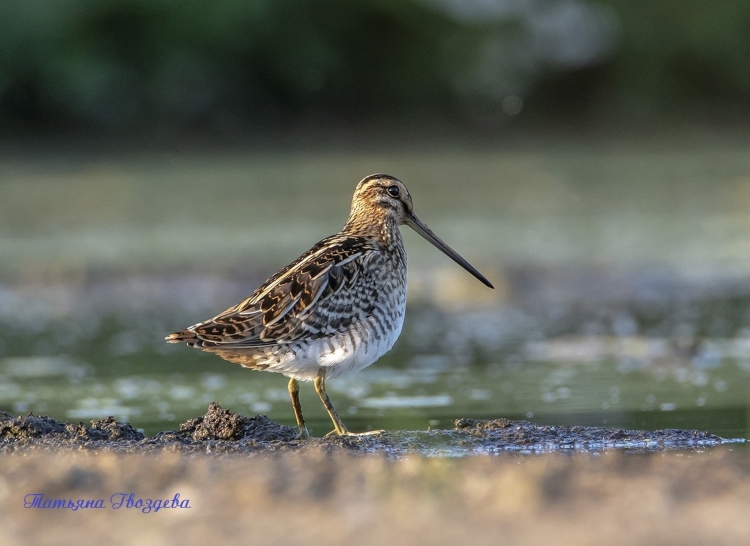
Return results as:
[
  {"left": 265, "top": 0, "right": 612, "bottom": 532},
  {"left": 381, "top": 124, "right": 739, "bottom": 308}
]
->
[
  {"left": 0, "top": 402, "right": 743, "bottom": 456},
  {"left": 2, "top": 403, "right": 749, "bottom": 545}
]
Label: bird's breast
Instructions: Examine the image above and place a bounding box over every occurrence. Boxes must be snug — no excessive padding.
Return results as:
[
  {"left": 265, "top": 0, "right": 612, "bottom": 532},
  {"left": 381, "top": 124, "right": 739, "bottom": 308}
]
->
[
  {"left": 277, "top": 255, "right": 407, "bottom": 380},
  {"left": 308, "top": 292, "right": 406, "bottom": 379}
]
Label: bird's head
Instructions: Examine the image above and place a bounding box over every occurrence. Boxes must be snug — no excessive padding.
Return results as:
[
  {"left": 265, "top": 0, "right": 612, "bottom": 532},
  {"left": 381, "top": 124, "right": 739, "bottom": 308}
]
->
[
  {"left": 345, "top": 174, "right": 494, "bottom": 289},
  {"left": 348, "top": 174, "right": 414, "bottom": 226}
]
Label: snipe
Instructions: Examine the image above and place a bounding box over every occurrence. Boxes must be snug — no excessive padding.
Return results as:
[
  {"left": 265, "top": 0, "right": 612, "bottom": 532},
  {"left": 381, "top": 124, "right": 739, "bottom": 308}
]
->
[{"left": 166, "top": 174, "right": 493, "bottom": 438}]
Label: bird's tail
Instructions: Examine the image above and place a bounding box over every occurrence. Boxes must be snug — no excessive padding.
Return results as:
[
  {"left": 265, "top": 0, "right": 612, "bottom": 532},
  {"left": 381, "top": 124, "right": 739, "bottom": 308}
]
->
[{"left": 165, "top": 329, "right": 198, "bottom": 345}]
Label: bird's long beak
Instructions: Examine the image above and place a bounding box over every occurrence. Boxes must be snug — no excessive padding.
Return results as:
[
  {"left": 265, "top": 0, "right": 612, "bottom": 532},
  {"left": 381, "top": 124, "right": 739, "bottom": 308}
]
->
[{"left": 406, "top": 213, "right": 494, "bottom": 289}]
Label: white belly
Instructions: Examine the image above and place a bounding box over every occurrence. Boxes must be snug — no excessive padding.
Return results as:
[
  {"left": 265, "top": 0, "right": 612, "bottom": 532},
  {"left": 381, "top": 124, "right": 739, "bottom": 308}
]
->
[{"left": 263, "top": 309, "right": 406, "bottom": 381}]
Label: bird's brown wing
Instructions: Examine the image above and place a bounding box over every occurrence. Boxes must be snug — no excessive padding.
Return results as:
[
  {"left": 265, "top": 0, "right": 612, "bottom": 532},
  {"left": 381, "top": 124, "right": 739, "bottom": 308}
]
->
[{"left": 166, "top": 235, "right": 382, "bottom": 348}]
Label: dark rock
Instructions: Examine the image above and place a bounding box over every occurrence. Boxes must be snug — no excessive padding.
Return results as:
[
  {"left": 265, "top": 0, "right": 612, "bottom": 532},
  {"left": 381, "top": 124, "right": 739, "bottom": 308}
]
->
[
  {"left": 455, "top": 418, "right": 514, "bottom": 430},
  {"left": 452, "top": 418, "right": 728, "bottom": 451},
  {"left": 0, "top": 412, "right": 68, "bottom": 439},
  {"left": 91, "top": 416, "right": 145, "bottom": 441},
  {"left": 0, "top": 412, "right": 145, "bottom": 443},
  {"left": 179, "top": 402, "right": 296, "bottom": 442}
]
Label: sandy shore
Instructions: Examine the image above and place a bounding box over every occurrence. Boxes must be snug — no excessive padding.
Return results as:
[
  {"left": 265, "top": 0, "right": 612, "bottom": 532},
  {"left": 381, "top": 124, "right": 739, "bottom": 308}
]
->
[{"left": 1, "top": 446, "right": 748, "bottom": 546}]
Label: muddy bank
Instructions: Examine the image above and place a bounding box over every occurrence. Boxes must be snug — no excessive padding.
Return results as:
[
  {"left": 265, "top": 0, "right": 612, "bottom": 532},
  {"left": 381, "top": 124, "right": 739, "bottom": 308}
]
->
[
  {"left": 2, "top": 404, "right": 749, "bottom": 545},
  {"left": 0, "top": 402, "right": 743, "bottom": 455},
  {"left": 2, "top": 446, "right": 750, "bottom": 546}
]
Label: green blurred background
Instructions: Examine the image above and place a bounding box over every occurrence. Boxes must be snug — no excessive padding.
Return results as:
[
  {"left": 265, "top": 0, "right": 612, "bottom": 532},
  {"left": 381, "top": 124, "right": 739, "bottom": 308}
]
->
[
  {"left": 2, "top": 0, "right": 750, "bottom": 442},
  {"left": 2, "top": 0, "right": 750, "bottom": 134}
]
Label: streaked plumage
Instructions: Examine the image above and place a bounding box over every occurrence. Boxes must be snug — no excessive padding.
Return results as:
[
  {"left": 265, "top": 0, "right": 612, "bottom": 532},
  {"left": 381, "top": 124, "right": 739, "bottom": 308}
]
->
[{"left": 166, "top": 174, "right": 493, "bottom": 437}]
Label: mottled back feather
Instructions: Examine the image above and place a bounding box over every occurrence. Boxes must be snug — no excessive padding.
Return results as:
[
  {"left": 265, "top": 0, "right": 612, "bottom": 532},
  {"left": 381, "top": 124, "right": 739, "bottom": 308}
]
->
[{"left": 168, "top": 233, "right": 395, "bottom": 349}]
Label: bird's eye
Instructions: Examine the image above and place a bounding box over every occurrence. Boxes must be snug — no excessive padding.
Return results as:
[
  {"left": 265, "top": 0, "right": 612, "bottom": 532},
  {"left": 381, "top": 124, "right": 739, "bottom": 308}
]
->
[{"left": 387, "top": 185, "right": 400, "bottom": 197}]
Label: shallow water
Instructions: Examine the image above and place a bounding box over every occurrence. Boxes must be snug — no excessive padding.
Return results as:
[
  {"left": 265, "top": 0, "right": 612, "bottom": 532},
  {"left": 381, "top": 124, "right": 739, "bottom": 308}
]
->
[
  {"left": 1, "top": 280, "right": 749, "bottom": 440},
  {"left": 2, "top": 141, "right": 750, "bottom": 442}
]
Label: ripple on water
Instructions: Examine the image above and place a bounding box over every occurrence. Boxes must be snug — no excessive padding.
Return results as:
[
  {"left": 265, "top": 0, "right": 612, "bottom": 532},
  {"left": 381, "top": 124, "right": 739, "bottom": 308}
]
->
[
  {"left": 359, "top": 395, "right": 453, "bottom": 409},
  {"left": 67, "top": 398, "right": 142, "bottom": 420},
  {"left": 1, "top": 356, "right": 90, "bottom": 380}
]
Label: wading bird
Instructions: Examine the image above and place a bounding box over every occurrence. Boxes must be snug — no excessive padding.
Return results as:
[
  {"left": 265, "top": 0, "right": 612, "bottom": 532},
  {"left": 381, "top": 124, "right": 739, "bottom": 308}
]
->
[{"left": 166, "top": 174, "right": 493, "bottom": 437}]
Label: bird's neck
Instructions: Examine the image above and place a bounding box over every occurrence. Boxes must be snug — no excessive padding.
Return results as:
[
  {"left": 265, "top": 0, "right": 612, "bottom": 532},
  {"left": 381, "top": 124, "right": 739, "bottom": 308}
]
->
[{"left": 343, "top": 208, "right": 402, "bottom": 246}]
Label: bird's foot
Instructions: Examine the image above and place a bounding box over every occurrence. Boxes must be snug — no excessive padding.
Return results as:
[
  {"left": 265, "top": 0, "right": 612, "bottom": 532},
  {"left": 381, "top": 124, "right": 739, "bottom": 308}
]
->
[
  {"left": 295, "top": 426, "right": 311, "bottom": 440},
  {"left": 323, "top": 429, "right": 384, "bottom": 438}
]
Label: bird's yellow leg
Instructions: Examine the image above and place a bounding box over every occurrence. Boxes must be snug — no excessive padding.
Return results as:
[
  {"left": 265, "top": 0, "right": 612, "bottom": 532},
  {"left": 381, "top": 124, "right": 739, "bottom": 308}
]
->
[
  {"left": 313, "top": 368, "right": 349, "bottom": 436},
  {"left": 288, "top": 378, "right": 310, "bottom": 439},
  {"left": 314, "top": 368, "right": 383, "bottom": 437}
]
